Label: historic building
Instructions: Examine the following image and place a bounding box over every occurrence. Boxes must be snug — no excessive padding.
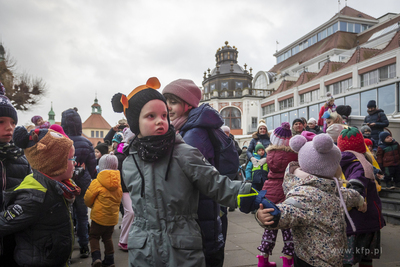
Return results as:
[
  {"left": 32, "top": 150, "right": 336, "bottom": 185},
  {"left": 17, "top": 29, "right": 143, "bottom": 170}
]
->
[
  {"left": 82, "top": 97, "right": 111, "bottom": 147},
  {"left": 252, "top": 6, "right": 400, "bottom": 135},
  {"left": 201, "top": 41, "right": 272, "bottom": 135}
]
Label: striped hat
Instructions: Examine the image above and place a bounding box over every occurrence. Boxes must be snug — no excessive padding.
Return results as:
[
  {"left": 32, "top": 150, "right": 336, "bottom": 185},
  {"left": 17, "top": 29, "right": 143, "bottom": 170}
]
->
[{"left": 270, "top": 122, "right": 292, "bottom": 146}]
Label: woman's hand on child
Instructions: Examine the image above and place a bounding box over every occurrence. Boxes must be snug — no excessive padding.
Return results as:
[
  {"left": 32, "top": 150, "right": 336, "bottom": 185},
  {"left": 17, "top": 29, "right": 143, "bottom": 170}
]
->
[
  {"left": 250, "top": 157, "right": 258, "bottom": 165},
  {"left": 256, "top": 204, "right": 276, "bottom": 226},
  {"left": 358, "top": 202, "right": 368, "bottom": 213}
]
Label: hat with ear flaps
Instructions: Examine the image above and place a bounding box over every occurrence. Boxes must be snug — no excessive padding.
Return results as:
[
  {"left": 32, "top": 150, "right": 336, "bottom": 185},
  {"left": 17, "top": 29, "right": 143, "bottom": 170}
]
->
[
  {"left": 13, "top": 127, "right": 74, "bottom": 177},
  {"left": 111, "top": 77, "right": 169, "bottom": 135}
]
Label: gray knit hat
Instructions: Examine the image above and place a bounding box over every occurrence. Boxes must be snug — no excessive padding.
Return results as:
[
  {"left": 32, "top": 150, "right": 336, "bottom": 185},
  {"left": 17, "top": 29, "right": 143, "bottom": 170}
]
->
[
  {"left": 360, "top": 125, "right": 371, "bottom": 134},
  {"left": 98, "top": 154, "right": 118, "bottom": 171},
  {"left": 162, "top": 79, "right": 202, "bottom": 108}
]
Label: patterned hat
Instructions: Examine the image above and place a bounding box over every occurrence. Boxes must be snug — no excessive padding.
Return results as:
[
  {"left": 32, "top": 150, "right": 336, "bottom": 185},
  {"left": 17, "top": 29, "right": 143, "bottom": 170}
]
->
[
  {"left": 337, "top": 127, "right": 366, "bottom": 154},
  {"left": 13, "top": 127, "right": 73, "bottom": 177},
  {"left": 290, "top": 134, "right": 341, "bottom": 178},
  {"left": 0, "top": 81, "right": 18, "bottom": 124},
  {"left": 111, "top": 77, "right": 169, "bottom": 135},
  {"left": 270, "top": 122, "right": 292, "bottom": 146},
  {"left": 112, "top": 132, "right": 124, "bottom": 144}
]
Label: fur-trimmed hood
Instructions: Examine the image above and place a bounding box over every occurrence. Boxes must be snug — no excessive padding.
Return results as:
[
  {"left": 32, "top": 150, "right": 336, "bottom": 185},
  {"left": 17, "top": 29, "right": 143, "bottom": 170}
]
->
[
  {"left": 266, "top": 144, "right": 295, "bottom": 153},
  {"left": 252, "top": 131, "right": 270, "bottom": 139}
]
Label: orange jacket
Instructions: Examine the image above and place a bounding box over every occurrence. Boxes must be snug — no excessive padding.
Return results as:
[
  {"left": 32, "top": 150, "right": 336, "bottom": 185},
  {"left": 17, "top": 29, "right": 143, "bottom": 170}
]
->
[{"left": 84, "top": 169, "right": 122, "bottom": 226}]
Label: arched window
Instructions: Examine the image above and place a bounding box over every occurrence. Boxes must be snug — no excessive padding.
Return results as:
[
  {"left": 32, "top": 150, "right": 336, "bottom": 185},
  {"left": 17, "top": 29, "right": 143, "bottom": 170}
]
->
[{"left": 221, "top": 107, "right": 241, "bottom": 129}]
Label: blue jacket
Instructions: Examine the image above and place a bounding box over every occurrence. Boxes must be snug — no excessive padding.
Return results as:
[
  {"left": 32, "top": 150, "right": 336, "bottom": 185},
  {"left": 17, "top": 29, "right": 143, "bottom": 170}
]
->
[
  {"left": 245, "top": 153, "right": 268, "bottom": 183},
  {"left": 363, "top": 109, "right": 389, "bottom": 141},
  {"left": 61, "top": 109, "right": 97, "bottom": 192},
  {"left": 179, "top": 103, "right": 225, "bottom": 256},
  {"left": 247, "top": 133, "right": 271, "bottom": 159}
]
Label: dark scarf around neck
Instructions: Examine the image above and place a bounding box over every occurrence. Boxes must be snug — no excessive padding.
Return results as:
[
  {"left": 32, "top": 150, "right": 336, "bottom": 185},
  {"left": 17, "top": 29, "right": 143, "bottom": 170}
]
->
[{"left": 0, "top": 142, "right": 24, "bottom": 161}]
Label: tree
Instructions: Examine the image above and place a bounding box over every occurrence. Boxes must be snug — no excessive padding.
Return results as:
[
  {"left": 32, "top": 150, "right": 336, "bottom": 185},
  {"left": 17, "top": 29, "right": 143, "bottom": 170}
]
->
[{"left": 0, "top": 43, "right": 46, "bottom": 111}]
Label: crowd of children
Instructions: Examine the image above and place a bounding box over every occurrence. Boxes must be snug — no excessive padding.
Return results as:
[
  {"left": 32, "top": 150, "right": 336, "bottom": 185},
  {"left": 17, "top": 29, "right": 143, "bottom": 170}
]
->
[{"left": 0, "top": 77, "right": 395, "bottom": 267}]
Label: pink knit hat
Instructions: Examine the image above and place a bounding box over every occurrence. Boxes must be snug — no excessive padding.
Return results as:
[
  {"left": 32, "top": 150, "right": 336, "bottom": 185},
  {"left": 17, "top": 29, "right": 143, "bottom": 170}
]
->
[
  {"left": 289, "top": 133, "right": 341, "bottom": 178},
  {"left": 270, "top": 122, "right": 291, "bottom": 146},
  {"left": 162, "top": 79, "right": 202, "bottom": 108},
  {"left": 301, "top": 131, "right": 316, "bottom": 141}
]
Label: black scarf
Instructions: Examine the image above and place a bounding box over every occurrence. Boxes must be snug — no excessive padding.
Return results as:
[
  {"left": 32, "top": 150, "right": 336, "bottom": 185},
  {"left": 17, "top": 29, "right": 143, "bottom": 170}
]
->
[
  {"left": 131, "top": 127, "right": 176, "bottom": 197},
  {"left": 132, "top": 127, "right": 175, "bottom": 162},
  {"left": 0, "top": 142, "right": 24, "bottom": 161}
]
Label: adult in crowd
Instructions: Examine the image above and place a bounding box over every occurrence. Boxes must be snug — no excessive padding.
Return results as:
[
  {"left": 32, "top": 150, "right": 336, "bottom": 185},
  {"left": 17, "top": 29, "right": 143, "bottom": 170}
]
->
[
  {"left": 104, "top": 119, "right": 129, "bottom": 145},
  {"left": 0, "top": 83, "right": 31, "bottom": 266},
  {"left": 318, "top": 92, "right": 336, "bottom": 132},
  {"left": 363, "top": 100, "right": 389, "bottom": 142},
  {"left": 221, "top": 125, "right": 242, "bottom": 156},
  {"left": 61, "top": 107, "right": 97, "bottom": 258},
  {"left": 291, "top": 118, "right": 305, "bottom": 136},
  {"left": 306, "top": 117, "right": 323, "bottom": 134},
  {"left": 247, "top": 119, "right": 271, "bottom": 160}
]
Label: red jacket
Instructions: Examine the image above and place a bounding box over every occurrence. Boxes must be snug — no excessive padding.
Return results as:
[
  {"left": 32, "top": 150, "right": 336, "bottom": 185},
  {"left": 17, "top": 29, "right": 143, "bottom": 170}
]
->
[{"left": 262, "top": 145, "right": 298, "bottom": 204}]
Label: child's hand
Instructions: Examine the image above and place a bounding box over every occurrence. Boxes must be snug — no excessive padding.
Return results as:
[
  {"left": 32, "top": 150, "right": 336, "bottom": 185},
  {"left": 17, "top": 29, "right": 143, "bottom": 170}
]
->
[
  {"left": 376, "top": 173, "right": 384, "bottom": 180},
  {"left": 358, "top": 202, "right": 367, "bottom": 213},
  {"left": 256, "top": 204, "right": 276, "bottom": 226}
]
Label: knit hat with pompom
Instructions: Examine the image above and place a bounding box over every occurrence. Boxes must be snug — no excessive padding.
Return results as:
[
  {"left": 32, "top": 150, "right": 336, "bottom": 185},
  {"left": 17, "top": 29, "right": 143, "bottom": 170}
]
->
[
  {"left": 289, "top": 133, "right": 341, "bottom": 178},
  {"left": 254, "top": 142, "right": 265, "bottom": 153},
  {"left": 337, "top": 127, "right": 366, "bottom": 154},
  {"left": 270, "top": 122, "right": 292, "bottom": 146}
]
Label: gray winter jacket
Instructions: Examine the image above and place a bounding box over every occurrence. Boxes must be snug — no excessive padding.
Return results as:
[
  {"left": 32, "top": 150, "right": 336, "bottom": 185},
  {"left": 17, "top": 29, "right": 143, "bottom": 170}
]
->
[{"left": 123, "top": 135, "right": 246, "bottom": 267}]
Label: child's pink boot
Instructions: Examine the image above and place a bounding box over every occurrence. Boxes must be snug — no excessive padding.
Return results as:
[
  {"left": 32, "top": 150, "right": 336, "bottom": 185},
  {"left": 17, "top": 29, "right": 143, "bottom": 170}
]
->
[
  {"left": 256, "top": 255, "right": 276, "bottom": 267},
  {"left": 280, "top": 256, "right": 294, "bottom": 267}
]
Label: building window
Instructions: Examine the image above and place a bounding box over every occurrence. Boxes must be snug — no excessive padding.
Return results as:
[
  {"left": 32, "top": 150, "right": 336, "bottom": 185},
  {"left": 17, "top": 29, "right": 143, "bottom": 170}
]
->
[
  {"left": 251, "top": 117, "right": 258, "bottom": 129},
  {"left": 91, "top": 131, "right": 94, "bottom": 137},
  {"left": 100, "top": 131, "right": 104, "bottom": 138},
  {"left": 279, "top": 98, "right": 294, "bottom": 110},
  {"left": 221, "top": 82, "right": 228, "bottom": 89},
  {"left": 221, "top": 107, "right": 241, "bottom": 129},
  {"left": 280, "top": 112, "right": 289, "bottom": 123},
  {"left": 204, "top": 86, "right": 209, "bottom": 93},
  {"left": 289, "top": 110, "right": 298, "bottom": 123},
  {"left": 308, "top": 104, "right": 319, "bottom": 120},
  {"left": 326, "top": 78, "right": 353, "bottom": 95},
  {"left": 361, "top": 64, "right": 396, "bottom": 87},
  {"left": 378, "top": 83, "right": 395, "bottom": 114},
  {"left": 299, "top": 89, "right": 319, "bottom": 104},
  {"left": 262, "top": 103, "right": 275, "bottom": 115},
  {"left": 210, "top": 84, "right": 215, "bottom": 91},
  {"left": 235, "top": 82, "right": 243, "bottom": 89},
  {"left": 273, "top": 115, "right": 280, "bottom": 129},
  {"left": 360, "top": 89, "right": 377, "bottom": 116},
  {"left": 345, "top": 94, "right": 360, "bottom": 115},
  {"left": 96, "top": 131, "right": 99, "bottom": 138},
  {"left": 266, "top": 117, "right": 273, "bottom": 131}
]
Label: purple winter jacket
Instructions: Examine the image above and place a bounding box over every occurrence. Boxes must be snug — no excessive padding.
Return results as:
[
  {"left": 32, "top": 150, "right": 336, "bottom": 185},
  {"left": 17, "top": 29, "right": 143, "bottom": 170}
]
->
[{"left": 340, "top": 152, "right": 385, "bottom": 235}]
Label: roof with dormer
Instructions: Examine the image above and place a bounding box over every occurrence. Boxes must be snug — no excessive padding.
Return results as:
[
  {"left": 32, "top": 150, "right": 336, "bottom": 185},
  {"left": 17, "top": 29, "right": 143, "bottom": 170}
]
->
[{"left": 82, "top": 113, "right": 111, "bottom": 129}]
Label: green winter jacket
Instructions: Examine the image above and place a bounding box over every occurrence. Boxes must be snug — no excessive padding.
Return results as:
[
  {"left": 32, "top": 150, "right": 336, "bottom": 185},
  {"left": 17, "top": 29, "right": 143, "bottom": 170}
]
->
[{"left": 123, "top": 134, "right": 246, "bottom": 267}]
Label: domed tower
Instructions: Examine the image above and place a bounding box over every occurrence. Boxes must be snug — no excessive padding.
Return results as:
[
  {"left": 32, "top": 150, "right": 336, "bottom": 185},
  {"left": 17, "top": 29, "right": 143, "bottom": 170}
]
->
[{"left": 202, "top": 41, "right": 262, "bottom": 135}]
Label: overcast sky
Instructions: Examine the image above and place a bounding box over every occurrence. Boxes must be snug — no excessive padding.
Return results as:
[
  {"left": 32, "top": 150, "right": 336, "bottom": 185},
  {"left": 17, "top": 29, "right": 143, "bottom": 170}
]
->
[{"left": 0, "top": 0, "right": 398, "bottom": 127}]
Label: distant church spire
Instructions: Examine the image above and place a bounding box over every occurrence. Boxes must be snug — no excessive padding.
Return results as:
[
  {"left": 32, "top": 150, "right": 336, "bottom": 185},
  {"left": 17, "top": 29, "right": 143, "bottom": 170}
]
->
[
  {"left": 91, "top": 95, "right": 102, "bottom": 115},
  {"left": 48, "top": 102, "right": 55, "bottom": 124}
]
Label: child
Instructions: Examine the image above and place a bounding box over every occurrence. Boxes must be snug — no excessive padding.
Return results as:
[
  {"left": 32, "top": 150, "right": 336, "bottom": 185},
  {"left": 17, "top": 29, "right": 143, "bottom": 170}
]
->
[
  {"left": 162, "top": 78, "right": 229, "bottom": 264},
  {"left": 361, "top": 125, "right": 377, "bottom": 152},
  {"left": 1, "top": 127, "right": 80, "bottom": 267},
  {"left": 257, "top": 122, "right": 297, "bottom": 267},
  {"left": 245, "top": 143, "right": 268, "bottom": 191},
  {"left": 111, "top": 77, "right": 253, "bottom": 267},
  {"left": 326, "top": 123, "right": 345, "bottom": 145},
  {"left": 84, "top": 154, "right": 123, "bottom": 267},
  {"left": 31, "top": 115, "right": 50, "bottom": 129},
  {"left": 0, "top": 84, "right": 31, "bottom": 266},
  {"left": 94, "top": 142, "right": 110, "bottom": 176},
  {"left": 257, "top": 134, "right": 366, "bottom": 267},
  {"left": 318, "top": 93, "right": 336, "bottom": 132},
  {"left": 376, "top": 131, "right": 400, "bottom": 189},
  {"left": 338, "top": 127, "right": 385, "bottom": 267},
  {"left": 112, "top": 132, "right": 124, "bottom": 153}
]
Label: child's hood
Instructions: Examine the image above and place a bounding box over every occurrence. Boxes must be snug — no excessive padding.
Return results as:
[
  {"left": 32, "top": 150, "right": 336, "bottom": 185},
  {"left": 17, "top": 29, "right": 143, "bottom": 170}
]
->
[
  {"left": 283, "top": 161, "right": 338, "bottom": 196},
  {"left": 97, "top": 169, "right": 121, "bottom": 191},
  {"left": 181, "top": 103, "right": 223, "bottom": 131}
]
